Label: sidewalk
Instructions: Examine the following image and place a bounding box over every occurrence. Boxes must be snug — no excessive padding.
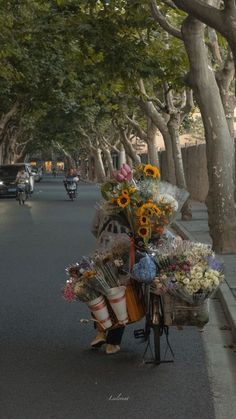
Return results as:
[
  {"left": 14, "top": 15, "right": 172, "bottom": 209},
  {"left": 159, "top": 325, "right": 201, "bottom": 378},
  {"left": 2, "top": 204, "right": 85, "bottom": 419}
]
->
[{"left": 172, "top": 201, "right": 236, "bottom": 342}]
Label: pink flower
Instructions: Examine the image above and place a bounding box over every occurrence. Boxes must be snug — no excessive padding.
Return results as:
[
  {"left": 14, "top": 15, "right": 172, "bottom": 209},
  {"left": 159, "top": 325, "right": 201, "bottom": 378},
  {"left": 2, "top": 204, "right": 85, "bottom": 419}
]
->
[
  {"left": 112, "top": 164, "right": 133, "bottom": 182},
  {"left": 63, "top": 283, "right": 76, "bottom": 302}
]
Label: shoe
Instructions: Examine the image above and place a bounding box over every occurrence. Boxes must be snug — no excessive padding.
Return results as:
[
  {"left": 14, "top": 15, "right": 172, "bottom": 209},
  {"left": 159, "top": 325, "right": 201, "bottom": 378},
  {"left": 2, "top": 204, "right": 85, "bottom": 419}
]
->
[
  {"left": 90, "top": 332, "right": 106, "bottom": 348},
  {"left": 105, "top": 344, "right": 120, "bottom": 355}
]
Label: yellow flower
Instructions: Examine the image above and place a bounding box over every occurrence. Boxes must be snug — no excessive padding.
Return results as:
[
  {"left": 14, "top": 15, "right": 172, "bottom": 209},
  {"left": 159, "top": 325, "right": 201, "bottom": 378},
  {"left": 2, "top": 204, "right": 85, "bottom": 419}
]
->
[
  {"left": 83, "top": 270, "right": 96, "bottom": 279},
  {"left": 146, "top": 208, "right": 154, "bottom": 217},
  {"left": 152, "top": 205, "right": 161, "bottom": 216},
  {"left": 143, "top": 164, "right": 160, "bottom": 178},
  {"left": 140, "top": 202, "right": 156, "bottom": 216},
  {"left": 117, "top": 195, "right": 130, "bottom": 208},
  {"left": 136, "top": 206, "right": 144, "bottom": 216},
  {"left": 128, "top": 186, "right": 137, "bottom": 194},
  {"left": 137, "top": 225, "right": 151, "bottom": 238},
  {"left": 121, "top": 189, "right": 129, "bottom": 197},
  {"left": 142, "top": 201, "right": 154, "bottom": 209},
  {"left": 139, "top": 215, "right": 149, "bottom": 225}
]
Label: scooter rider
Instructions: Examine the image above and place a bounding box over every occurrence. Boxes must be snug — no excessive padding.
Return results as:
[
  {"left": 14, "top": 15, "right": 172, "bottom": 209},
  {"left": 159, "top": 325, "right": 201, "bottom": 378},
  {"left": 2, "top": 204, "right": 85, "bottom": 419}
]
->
[
  {"left": 16, "top": 168, "right": 30, "bottom": 194},
  {"left": 63, "top": 168, "right": 79, "bottom": 191}
]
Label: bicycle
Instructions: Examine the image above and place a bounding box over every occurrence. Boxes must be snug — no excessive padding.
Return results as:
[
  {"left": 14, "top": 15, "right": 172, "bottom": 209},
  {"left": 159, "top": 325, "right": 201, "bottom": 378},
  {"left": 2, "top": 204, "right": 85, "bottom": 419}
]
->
[{"left": 134, "top": 284, "right": 174, "bottom": 365}]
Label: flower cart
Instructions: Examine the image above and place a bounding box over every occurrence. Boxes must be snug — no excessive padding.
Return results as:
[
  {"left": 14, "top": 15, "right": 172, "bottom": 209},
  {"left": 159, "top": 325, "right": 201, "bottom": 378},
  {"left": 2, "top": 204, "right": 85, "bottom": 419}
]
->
[{"left": 62, "top": 164, "right": 224, "bottom": 365}]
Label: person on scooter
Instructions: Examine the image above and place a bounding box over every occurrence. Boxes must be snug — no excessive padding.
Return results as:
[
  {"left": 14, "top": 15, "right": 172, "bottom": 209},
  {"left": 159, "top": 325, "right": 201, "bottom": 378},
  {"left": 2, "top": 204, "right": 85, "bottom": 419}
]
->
[
  {"left": 64, "top": 168, "right": 79, "bottom": 184},
  {"left": 16, "top": 168, "right": 30, "bottom": 195}
]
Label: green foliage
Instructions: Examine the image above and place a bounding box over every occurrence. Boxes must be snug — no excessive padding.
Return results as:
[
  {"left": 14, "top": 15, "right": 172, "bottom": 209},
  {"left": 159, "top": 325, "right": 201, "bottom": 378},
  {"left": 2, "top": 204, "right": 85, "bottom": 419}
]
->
[{"left": 0, "top": 0, "right": 192, "bottom": 157}]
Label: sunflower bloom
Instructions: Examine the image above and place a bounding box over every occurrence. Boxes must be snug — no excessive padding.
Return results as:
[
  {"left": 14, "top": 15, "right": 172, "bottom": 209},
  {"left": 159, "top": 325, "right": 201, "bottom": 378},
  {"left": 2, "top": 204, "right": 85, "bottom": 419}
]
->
[
  {"left": 138, "top": 225, "right": 151, "bottom": 238},
  {"left": 146, "top": 208, "right": 154, "bottom": 217},
  {"left": 117, "top": 195, "right": 130, "bottom": 208},
  {"left": 121, "top": 189, "right": 129, "bottom": 197},
  {"left": 143, "top": 164, "right": 160, "bottom": 178},
  {"left": 142, "top": 201, "right": 155, "bottom": 209},
  {"left": 140, "top": 215, "right": 149, "bottom": 225},
  {"left": 152, "top": 205, "right": 161, "bottom": 216}
]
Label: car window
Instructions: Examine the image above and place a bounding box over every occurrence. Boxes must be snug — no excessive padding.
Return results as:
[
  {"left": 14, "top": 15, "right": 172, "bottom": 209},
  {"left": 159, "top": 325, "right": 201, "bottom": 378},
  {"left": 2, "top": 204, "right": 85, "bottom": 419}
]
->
[{"left": 0, "top": 165, "right": 23, "bottom": 178}]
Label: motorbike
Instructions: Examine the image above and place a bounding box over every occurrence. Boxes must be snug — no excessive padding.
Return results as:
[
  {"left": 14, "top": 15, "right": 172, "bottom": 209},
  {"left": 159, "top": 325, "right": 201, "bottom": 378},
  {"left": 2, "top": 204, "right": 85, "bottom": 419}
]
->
[
  {"left": 64, "top": 177, "right": 78, "bottom": 201},
  {"left": 16, "top": 180, "right": 29, "bottom": 205}
]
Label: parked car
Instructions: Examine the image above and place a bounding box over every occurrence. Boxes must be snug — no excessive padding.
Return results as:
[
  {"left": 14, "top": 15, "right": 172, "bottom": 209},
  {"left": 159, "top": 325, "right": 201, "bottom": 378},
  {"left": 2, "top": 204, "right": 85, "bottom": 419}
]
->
[
  {"left": 31, "top": 166, "right": 42, "bottom": 182},
  {"left": 0, "top": 163, "right": 34, "bottom": 197}
]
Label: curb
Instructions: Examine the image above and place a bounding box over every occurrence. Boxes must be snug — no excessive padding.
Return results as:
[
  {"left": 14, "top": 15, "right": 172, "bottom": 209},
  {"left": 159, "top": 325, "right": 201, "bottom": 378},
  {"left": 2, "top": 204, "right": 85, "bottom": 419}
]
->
[
  {"left": 217, "top": 284, "right": 236, "bottom": 342},
  {"left": 172, "top": 220, "right": 236, "bottom": 342}
]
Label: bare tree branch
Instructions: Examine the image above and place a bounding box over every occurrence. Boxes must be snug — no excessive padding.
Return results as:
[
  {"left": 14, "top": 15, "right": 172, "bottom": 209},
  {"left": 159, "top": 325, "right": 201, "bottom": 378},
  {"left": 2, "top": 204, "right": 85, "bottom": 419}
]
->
[
  {"left": 162, "top": 0, "right": 178, "bottom": 8},
  {"left": 180, "top": 89, "right": 194, "bottom": 122},
  {"left": 150, "top": 0, "right": 182, "bottom": 40},
  {"left": 172, "top": 0, "right": 224, "bottom": 34},
  {"left": 207, "top": 27, "right": 222, "bottom": 65},
  {"left": 0, "top": 102, "right": 19, "bottom": 140},
  {"left": 137, "top": 78, "right": 166, "bottom": 110},
  {"left": 223, "top": 0, "right": 236, "bottom": 13},
  {"left": 125, "top": 115, "right": 148, "bottom": 141}
]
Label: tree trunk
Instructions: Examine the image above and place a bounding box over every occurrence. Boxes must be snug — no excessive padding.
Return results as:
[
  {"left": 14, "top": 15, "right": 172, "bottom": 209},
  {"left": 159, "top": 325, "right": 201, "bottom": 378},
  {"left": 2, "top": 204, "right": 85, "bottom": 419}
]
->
[
  {"left": 118, "top": 145, "right": 126, "bottom": 168},
  {"left": 119, "top": 129, "right": 141, "bottom": 165},
  {"left": 101, "top": 147, "right": 114, "bottom": 177},
  {"left": 88, "top": 155, "right": 95, "bottom": 181},
  {"left": 126, "top": 154, "right": 133, "bottom": 168},
  {"left": 146, "top": 119, "right": 159, "bottom": 166},
  {"left": 167, "top": 113, "right": 192, "bottom": 220},
  {"left": 182, "top": 16, "right": 236, "bottom": 252},
  {"left": 93, "top": 148, "right": 106, "bottom": 183},
  {"left": 139, "top": 100, "right": 176, "bottom": 184},
  {"left": 0, "top": 102, "right": 19, "bottom": 145}
]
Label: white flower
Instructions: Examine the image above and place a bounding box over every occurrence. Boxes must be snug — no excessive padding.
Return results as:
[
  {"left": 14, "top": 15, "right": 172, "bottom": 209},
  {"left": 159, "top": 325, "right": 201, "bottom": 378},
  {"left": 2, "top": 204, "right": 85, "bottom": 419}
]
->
[
  {"left": 183, "top": 277, "right": 190, "bottom": 284},
  {"left": 158, "top": 194, "right": 179, "bottom": 211}
]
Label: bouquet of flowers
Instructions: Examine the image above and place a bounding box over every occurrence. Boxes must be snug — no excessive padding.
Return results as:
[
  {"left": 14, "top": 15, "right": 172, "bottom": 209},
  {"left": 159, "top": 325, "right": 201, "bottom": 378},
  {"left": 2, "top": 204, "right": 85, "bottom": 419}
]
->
[
  {"left": 63, "top": 252, "right": 123, "bottom": 300},
  {"left": 101, "top": 163, "right": 189, "bottom": 245},
  {"left": 86, "top": 251, "right": 121, "bottom": 295},
  {"left": 152, "top": 239, "right": 224, "bottom": 304},
  {"left": 63, "top": 260, "right": 101, "bottom": 303}
]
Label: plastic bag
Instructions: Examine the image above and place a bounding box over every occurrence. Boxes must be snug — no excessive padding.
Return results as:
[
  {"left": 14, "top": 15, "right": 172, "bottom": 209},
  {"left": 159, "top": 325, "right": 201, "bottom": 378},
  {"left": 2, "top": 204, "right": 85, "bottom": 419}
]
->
[{"left": 131, "top": 254, "right": 156, "bottom": 284}]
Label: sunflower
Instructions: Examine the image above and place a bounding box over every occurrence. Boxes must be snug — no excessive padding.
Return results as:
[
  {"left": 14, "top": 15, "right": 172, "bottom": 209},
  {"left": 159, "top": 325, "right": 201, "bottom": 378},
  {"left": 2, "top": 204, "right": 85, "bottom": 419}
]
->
[
  {"left": 137, "top": 225, "right": 151, "bottom": 238},
  {"left": 142, "top": 201, "right": 155, "bottom": 209},
  {"left": 83, "top": 270, "right": 96, "bottom": 279},
  {"left": 117, "top": 194, "right": 130, "bottom": 208},
  {"left": 140, "top": 202, "right": 156, "bottom": 216},
  {"left": 128, "top": 186, "right": 137, "bottom": 194},
  {"left": 136, "top": 207, "right": 143, "bottom": 217},
  {"left": 146, "top": 208, "right": 154, "bottom": 217},
  {"left": 139, "top": 215, "right": 149, "bottom": 225},
  {"left": 143, "top": 164, "right": 160, "bottom": 178},
  {"left": 121, "top": 189, "right": 129, "bottom": 197},
  {"left": 152, "top": 205, "right": 161, "bottom": 216}
]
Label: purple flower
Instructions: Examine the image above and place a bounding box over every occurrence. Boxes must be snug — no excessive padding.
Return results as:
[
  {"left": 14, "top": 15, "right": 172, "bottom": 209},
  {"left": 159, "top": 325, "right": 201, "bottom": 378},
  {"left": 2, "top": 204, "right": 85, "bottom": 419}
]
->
[{"left": 207, "top": 256, "right": 224, "bottom": 272}]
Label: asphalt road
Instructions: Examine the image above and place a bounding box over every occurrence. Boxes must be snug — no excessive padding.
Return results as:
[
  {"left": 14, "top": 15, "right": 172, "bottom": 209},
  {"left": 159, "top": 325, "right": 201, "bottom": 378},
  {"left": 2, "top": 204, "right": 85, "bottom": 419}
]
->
[{"left": 0, "top": 177, "right": 215, "bottom": 419}]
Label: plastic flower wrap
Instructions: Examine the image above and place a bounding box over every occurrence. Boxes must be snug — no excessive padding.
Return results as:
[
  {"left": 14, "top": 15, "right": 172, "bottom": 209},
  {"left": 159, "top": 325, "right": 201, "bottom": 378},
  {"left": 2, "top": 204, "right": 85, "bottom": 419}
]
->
[
  {"left": 63, "top": 252, "right": 122, "bottom": 302},
  {"left": 152, "top": 239, "right": 224, "bottom": 304},
  {"left": 99, "top": 163, "right": 188, "bottom": 246},
  {"left": 131, "top": 254, "right": 156, "bottom": 284},
  {"left": 63, "top": 259, "right": 101, "bottom": 303}
]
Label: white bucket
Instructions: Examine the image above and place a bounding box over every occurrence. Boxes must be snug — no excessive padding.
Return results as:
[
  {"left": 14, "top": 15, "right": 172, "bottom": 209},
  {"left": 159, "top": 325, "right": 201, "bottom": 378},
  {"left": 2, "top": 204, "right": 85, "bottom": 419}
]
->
[
  {"left": 87, "top": 295, "right": 112, "bottom": 330},
  {"left": 106, "top": 286, "right": 128, "bottom": 325}
]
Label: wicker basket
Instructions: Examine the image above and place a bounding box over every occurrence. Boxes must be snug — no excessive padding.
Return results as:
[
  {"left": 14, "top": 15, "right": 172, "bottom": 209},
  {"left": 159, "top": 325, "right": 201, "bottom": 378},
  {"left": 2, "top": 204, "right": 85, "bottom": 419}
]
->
[{"left": 162, "top": 293, "right": 210, "bottom": 327}]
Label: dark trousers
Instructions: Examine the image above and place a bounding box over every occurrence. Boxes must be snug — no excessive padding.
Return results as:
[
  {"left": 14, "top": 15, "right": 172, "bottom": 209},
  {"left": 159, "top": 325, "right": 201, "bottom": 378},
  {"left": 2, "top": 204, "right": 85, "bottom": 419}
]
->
[{"left": 106, "top": 326, "right": 125, "bottom": 345}]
